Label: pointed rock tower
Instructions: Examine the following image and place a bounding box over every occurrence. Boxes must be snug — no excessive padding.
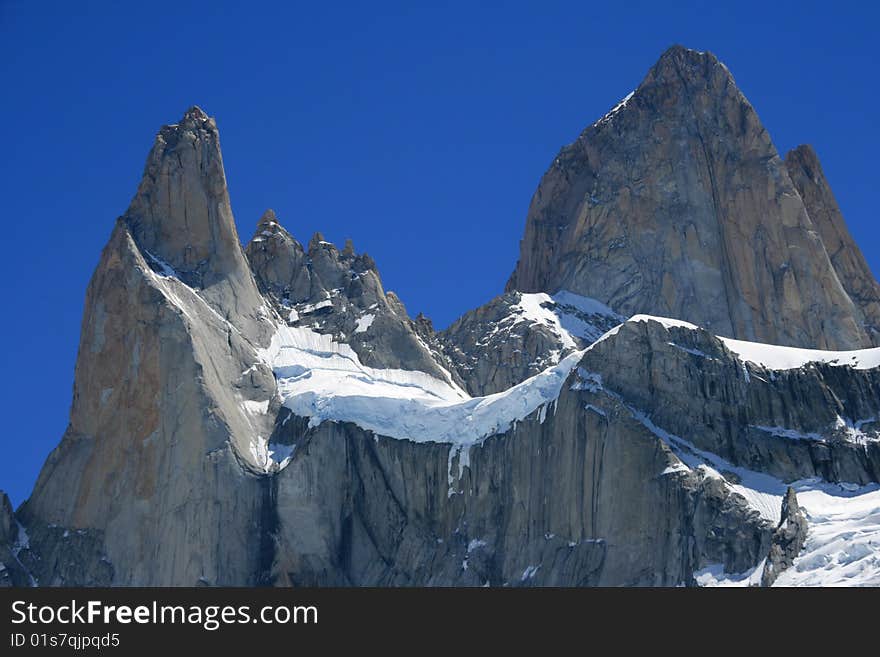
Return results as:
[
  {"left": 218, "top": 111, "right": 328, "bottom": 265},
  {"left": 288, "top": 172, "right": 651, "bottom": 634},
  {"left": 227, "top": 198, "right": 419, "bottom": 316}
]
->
[
  {"left": 124, "top": 106, "right": 271, "bottom": 342},
  {"left": 784, "top": 144, "right": 880, "bottom": 342},
  {"left": 507, "top": 46, "right": 878, "bottom": 350},
  {"left": 17, "top": 108, "right": 278, "bottom": 585}
]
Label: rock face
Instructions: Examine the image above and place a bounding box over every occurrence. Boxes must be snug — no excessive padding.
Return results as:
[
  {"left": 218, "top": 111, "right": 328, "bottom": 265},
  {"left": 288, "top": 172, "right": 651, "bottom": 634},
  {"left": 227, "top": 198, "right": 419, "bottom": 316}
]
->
[
  {"left": 16, "top": 109, "right": 278, "bottom": 585},
  {"left": 0, "top": 491, "right": 29, "bottom": 587},
  {"left": 245, "top": 211, "right": 464, "bottom": 387},
  {"left": 0, "top": 492, "right": 14, "bottom": 546},
  {"left": 580, "top": 319, "right": 880, "bottom": 486},
  {"left": 785, "top": 145, "right": 880, "bottom": 342},
  {"left": 761, "top": 487, "right": 809, "bottom": 587},
  {"left": 262, "top": 364, "right": 773, "bottom": 586},
  {"left": 507, "top": 46, "right": 877, "bottom": 350},
  {"left": 440, "top": 291, "right": 621, "bottom": 395},
  {"left": 123, "top": 106, "right": 272, "bottom": 343},
  {"left": 8, "top": 48, "right": 880, "bottom": 587}
]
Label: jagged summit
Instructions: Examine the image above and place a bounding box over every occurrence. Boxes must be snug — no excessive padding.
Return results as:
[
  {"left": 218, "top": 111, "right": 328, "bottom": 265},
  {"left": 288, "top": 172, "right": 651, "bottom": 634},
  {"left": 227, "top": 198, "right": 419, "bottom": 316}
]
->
[
  {"left": 243, "top": 209, "right": 463, "bottom": 383},
  {"left": 122, "top": 106, "right": 271, "bottom": 341},
  {"left": 585, "top": 46, "right": 733, "bottom": 132},
  {"left": 507, "top": 46, "right": 878, "bottom": 350},
  {"left": 251, "top": 208, "right": 292, "bottom": 242},
  {"left": 653, "top": 44, "right": 724, "bottom": 70},
  {"left": 125, "top": 105, "right": 233, "bottom": 279},
  {"left": 182, "top": 104, "right": 209, "bottom": 122},
  {"left": 256, "top": 208, "right": 279, "bottom": 228}
]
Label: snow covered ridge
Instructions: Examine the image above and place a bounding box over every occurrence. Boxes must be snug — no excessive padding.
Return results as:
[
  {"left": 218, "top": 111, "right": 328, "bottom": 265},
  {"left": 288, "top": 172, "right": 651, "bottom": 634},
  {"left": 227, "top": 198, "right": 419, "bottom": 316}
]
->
[
  {"left": 259, "top": 307, "right": 879, "bottom": 454},
  {"left": 596, "top": 90, "right": 635, "bottom": 126},
  {"left": 477, "top": 290, "right": 622, "bottom": 354},
  {"left": 720, "top": 336, "right": 880, "bottom": 371},
  {"left": 623, "top": 315, "right": 880, "bottom": 371},
  {"left": 259, "top": 323, "right": 587, "bottom": 447}
]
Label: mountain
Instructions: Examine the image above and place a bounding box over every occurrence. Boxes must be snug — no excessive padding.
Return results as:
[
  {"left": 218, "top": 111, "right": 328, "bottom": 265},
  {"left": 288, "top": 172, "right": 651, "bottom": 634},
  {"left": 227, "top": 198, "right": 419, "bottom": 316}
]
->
[
  {"left": 14, "top": 108, "right": 280, "bottom": 585},
  {"left": 506, "top": 45, "right": 878, "bottom": 351},
  {"left": 2, "top": 47, "right": 879, "bottom": 587}
]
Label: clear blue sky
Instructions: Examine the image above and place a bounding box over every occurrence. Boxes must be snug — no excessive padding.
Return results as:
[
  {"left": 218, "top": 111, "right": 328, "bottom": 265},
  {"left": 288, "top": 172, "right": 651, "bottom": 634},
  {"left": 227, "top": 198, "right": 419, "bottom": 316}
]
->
[{"left": 1, "top": 1, "right": 877, "bottom": 505}]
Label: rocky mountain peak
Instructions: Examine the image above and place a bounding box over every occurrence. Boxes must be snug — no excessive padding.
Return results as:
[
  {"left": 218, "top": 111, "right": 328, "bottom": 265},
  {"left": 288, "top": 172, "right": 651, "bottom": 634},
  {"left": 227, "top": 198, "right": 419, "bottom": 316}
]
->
[
  {"left": 507, "top": 46, "right": 877, "bottom": 350},
  {"left": 308, "top": 231, "right": 326, "bottom": 247},
  {"left": 786, "top": 144, "right": 820, "bottom": 178},
  {"left": 125, "top": 106, "right": 235, "bottom": 281},
  {"left": 649, "top": 44, "right": 728, "bottom": 80},
  {"left": 121, "top": 107, "right": 271, "bottom": 341},
  {"left": 155, "top": 105, "right": 216, "bottom": 147},
  {"left": 182, "top": 104, "right": 210, "bottom": 122},
  {"left": 784, "top": 144, "right": 880, "bottom": 340},
  {"left": 242, "top": 215, "right": 463, "bottom": 384},
  {"left": 256, "top": 208, "right": 280, "bottom": 229}
]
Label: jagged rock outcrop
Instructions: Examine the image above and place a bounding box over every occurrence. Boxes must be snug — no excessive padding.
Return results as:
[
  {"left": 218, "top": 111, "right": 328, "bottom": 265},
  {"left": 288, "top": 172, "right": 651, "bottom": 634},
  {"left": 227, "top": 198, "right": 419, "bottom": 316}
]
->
[
  {"left": 507, "top": 45, "right": 877, "bottom": 350},
  {"left": 785, "top": 144, "right": 880, "bottom": 342},
  {"left": 0, "top": 492, "right": 14, "bottom": 546},
  {"left": 761, "top": 488, "right": 808, "bottom": 586},
  {"left": 0, "top": 492, "right": 29, "bottom": 587},
  {"left": 245, "top": 210, "right": 464, "bottom": 387},
  {"left": 579, "top": 318, "right": 880, "bottom": 486},
  {"left": 440, "top": 291, "right": 621, "bottom": 395}
]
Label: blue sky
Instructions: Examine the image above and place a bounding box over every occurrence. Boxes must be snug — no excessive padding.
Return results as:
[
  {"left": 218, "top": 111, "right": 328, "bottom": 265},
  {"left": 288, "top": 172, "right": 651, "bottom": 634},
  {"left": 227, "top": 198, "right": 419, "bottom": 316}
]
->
[{"left": 1, "top": 1, "right": 877, "bottom": 504}]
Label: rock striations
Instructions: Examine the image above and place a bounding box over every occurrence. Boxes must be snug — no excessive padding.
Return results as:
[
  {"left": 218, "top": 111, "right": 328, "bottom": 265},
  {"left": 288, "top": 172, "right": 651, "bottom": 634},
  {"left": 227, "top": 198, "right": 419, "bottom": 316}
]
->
[
  {"left": 14, "top": 108, "right": 279, "bottom": 585},
  {"left": 506, "top": 45, "right": 878, "bottom": 351},
  {"left": 784, "top": 144, "right": 880, "bottom": 342},
  {"left": 4, "top": 48, "right": 880, "bottom": 587}
]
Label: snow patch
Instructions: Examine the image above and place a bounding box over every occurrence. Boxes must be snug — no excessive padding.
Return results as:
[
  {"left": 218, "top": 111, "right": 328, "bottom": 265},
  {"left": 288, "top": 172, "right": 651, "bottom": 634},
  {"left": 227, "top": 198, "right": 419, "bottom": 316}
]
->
[
  {"left": 773, "top": 483, "right": 880, "bottom": 586},
  {"left": 596, "top": 90, "right": 635, "bottom": 125},
  {"left": 751, "top": 425, "right": 824, "bottom": 442},
  {"left": 720, "top": 337, "right": 880, "bottom": 371},
  {"left": 298, "top": 299, "right": 333, "bottom": 315},
  {"left": 354, "top": 313, "right": 375, "bottom": 333},
  {"left": 241, "top": 400, "right": 270, "bottom": 415},
  {"left": 625, "top": 314, "right": 880, "bottom": 372},
  {"left": 694, "top": 561, "right": 765, "bottom": 587}
]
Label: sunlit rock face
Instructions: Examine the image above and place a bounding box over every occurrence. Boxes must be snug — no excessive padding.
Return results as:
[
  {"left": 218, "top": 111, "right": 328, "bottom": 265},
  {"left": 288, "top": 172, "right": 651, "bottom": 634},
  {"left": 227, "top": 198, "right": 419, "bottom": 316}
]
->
[{"left": 507, "top": 46, "right": 878, "bottom": 351}]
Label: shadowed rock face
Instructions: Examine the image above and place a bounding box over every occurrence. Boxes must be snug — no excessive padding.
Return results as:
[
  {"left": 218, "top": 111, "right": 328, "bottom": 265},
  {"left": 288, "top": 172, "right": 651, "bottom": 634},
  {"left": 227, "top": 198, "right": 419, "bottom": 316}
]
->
[
  {"left": 507, "top": 46, "right": 877, "bottom": 350},
  {"left": 262, "top": 373, "right": 773, "bottom": 587},
  {"left": 761, "top": 488, "right": 808, "bottom": 587},
  {"left": 579, "top": 319, "right": 880, "bottom": 486},
  {"left": 0, "top": 492, "right": 30, "bottom": 587}
]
